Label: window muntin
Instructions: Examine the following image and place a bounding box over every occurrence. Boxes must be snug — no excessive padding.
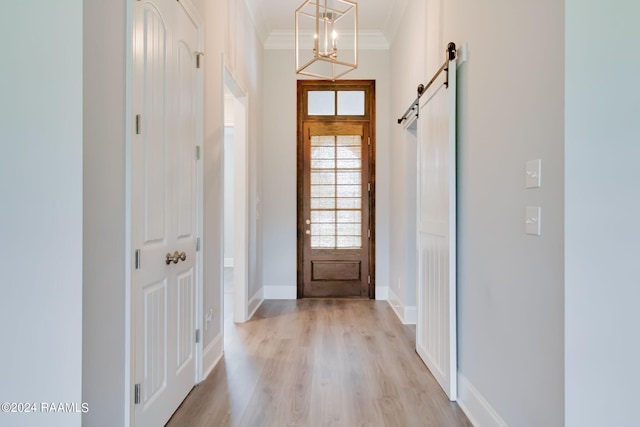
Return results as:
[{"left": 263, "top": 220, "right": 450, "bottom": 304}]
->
[{"left": 310, "top": 135, "right": 362, "bottom": 249}]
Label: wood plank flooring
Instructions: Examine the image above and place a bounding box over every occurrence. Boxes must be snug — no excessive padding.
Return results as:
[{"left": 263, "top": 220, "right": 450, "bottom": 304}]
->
[{"left": 167, "top": 297, "right": 471, "bottom": 427}]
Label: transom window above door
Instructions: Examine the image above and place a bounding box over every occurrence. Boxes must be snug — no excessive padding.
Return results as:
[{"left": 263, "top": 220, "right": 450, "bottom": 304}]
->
[
  {"left": 299, "top": 81, "right": 373, "bottom": 121},
  {"left": 308, "top": 90, "right": 366, "bottom": 116}
]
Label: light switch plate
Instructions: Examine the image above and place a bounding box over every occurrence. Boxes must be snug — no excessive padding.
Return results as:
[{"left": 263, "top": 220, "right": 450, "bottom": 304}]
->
[
  {"left": 526, "top": 206, "right": 542, "bottom": 236},
  {"left": 526, "top": 159, "right": 542, "bottom": 188}
]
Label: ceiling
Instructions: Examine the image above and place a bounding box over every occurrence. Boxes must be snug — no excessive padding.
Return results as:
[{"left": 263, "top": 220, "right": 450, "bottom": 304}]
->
[{"left": 245, "top": 0, "right": 408, "bottom": 45}]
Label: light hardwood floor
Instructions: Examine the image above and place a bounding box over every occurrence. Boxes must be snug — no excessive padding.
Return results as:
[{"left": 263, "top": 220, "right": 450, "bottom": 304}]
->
[{"left": 167, "top": 297, "right": 471, "bottom": 427}]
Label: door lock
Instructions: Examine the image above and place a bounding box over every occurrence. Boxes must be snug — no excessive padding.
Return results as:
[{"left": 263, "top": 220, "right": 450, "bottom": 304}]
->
[{"left": 165, "top": 251, "right": 187, "bottom": 265}]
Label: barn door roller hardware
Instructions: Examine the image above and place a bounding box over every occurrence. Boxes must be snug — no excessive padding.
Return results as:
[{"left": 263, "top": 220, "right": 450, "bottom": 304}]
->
[{"left": 397, "top": 42, "right": 457, "bottom": 125}]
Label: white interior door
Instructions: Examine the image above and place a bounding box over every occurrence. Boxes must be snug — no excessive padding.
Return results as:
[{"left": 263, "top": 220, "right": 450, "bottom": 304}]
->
[
  {"left": 132, "top": 1, "right": 202, "bottom": 425},
  {"left": 415, "top": 59, "right": 457, "bottom": 400}
]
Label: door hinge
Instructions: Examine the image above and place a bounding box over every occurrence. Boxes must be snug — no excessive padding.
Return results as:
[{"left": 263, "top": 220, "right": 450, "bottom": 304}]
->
[
  {"left": 195, "top": 329, "right": 201, "bottom": 344},
  {"left": 368, "top": 275, "right": 371, "bottom": 285},
  {"left": 196, "top": 52, "right": 204, "bottom": 69},
  {"left": 135, "top": 250, "right": 141, "bottom": 270},
  {"left": 368, "top": 137, "right": 371, "bottom": 146},
  {"left": 135, "top": 114, "right": 142, "bottom": 135},
  {"left": 196, "top": 237, "right": 200, "bottom": 252},
  {"left": 134, "top": 384, "right": 141, "bottom": 405},
  {"left": 368, "top": 182, "right": 371, "bottom": 192},
  {"left": 195, "top": 145, "right": 201, "bottom": 160},
  {"left": 368, "top": 229, "right": 371, "bottom": 239}
]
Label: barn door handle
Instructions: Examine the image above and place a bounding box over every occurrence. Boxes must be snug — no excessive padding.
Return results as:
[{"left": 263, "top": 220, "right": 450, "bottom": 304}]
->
[{"left": 165, "top": 251, "right": 187, "bottom": 265}]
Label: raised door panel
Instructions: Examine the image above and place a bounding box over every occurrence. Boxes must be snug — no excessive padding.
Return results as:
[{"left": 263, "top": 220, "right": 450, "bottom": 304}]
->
[
  {"left": 141, "top": 4, "right": 168, "bottom": 245},
  {"left": 176, "top": 270, "right": 194, "bottom": 372},
  {"left": 175, "top": 39, "right": 196, "bottom": 241},
  {"left": 142, "top": 280, "right": 167, "bottom": 404}
]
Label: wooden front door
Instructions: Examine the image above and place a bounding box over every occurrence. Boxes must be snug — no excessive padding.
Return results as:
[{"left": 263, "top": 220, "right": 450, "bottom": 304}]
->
[
  {"left": 302, "top": 122, "right": 370, "bottom": 297},
  {"left": 297, "top": 80, "right": 375, "bottom": 298}
]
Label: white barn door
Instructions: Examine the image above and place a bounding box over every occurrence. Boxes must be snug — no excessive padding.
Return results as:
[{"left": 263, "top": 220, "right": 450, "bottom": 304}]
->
[
  {"left": 416, "top": 57, "right": 457, "bottom": 400},
  {"left": 132, "top": 1, "right": 202, "bottom": 426}
]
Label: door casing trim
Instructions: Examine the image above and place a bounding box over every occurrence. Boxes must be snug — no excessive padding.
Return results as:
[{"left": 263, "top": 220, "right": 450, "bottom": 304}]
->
[{"left": 296, "top": 79, "right": 376, "bottom": 299}]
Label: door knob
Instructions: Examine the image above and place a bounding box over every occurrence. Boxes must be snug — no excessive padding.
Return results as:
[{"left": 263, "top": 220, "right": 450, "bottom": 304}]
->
[
  {"left": 305, "top": 230, "right": 311, "bottom": 235},
  {"left": 165, "top": 251, "right": 187, "bottom": 265},
  {"left": 305, "top": 219, "right": 311, "bottom": 225}
]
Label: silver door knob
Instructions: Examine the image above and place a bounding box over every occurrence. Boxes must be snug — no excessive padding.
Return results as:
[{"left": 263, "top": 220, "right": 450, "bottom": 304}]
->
[
  {"left": 165, "top": 251, "right": 187, "bottom": 265},
  {"left": 305, "top": 230, "right": 311, "bottom": 235},
  {"left": 305, "top": 219, "right": 311, "bottom": 225}
]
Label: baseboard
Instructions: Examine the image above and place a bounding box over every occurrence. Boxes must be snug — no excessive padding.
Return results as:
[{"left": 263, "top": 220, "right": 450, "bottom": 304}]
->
[
  {"left": 404, "top": 305, "right": 417, "bottom": 324},
  {"left": 375, "top": 286, "right": 389, "bottom": 300},
  {"left": 262, "top": 285, "right": 389, "bottom": 301},
  {"left": 387, "top": 288, "right": 416, "bottom": 325},
  {"left": 201, "top": 333, "right": 223, "bottom": 381},
  {"left": 457, "top": 373, "right": 508, "bottom": 427},
  {"left": 388, "top": 288, "right": 405, "bottom": 323},
  {"left": 248, "top": 288, "right": 264, "bottom": 319},
  {"left": 224, "top": 258, "right": 234, "bottom": 268},
  {"left": 263, "top": 285, "right": 297, "bottom": 300}
]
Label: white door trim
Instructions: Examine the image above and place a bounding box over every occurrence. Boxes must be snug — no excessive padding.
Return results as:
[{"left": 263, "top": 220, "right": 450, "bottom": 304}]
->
[
  {"left": 223, "top": 63, "right": 250, "bottom": 323},
  {"left": 125, "top": 1, "right": 134, "bottom": 423}
]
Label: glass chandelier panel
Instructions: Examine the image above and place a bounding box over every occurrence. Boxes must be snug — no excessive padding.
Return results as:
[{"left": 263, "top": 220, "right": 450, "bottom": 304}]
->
[{"left": 295, "top": 0, "right": 358, "bottom": 80}]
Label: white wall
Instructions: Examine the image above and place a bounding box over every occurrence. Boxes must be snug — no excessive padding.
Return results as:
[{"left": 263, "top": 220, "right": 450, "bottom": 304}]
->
[
  {"left": 0, "top": 2, "right": 83, "bottom": 426},
  {"left": 223, "top": 127, "right": 235, "bottom": 265},
  {"left": 388, "top": 1, "right": 426, "bottom": 321},
  {"left": 390, "top": 0, "right": 564, "bottom": 425},
  {"left": 227, "top": 0, "right": 264, "bottom": 307},
  {"left": 261, "top": 48, "right": 391, "bottom": 300},
  {"left": 445, "top": 1, "right": 565, "bottom": 425},
  {"left": 82, "top": 1, "right": 129, "bottom": 425},
  {"left": 565, "top": 1, "right": 640, "bottom": 425},
  {"left": 194, "top": 0, "right": 263, "bottom": 364}
]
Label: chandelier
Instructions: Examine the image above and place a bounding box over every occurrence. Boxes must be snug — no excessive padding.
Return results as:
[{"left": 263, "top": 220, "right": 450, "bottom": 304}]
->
[{"left": 295, "top": 0, "right": 358, "bottom": 80}]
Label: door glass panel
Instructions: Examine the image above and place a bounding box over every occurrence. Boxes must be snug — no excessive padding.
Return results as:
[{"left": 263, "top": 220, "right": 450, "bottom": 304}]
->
[
  {"left": 311, "top": 171, "right": 336, "bottom": 185},
  {"left": 337, "top": 91, "right": 365, "bottom": 115},
  {"left": 310, "top": 133, "right": 362, "bottom": 249},
  {"left": 337, "top": 198, "right": 360, "bottom": 209},
  {"left": 311, "top": 198, "right": 336, "bottom": 209},
  {"left": 308, "top": 91, "right": 335, "bottom": 116}
]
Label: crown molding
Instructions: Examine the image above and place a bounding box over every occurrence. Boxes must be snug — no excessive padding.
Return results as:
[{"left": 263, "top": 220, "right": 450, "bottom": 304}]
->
[
  {"left": 264, "top": 30, "right": 390, "bottom": 50},
  {"left": 382, "top": 0, "right": 410, "bottom": 45}
]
